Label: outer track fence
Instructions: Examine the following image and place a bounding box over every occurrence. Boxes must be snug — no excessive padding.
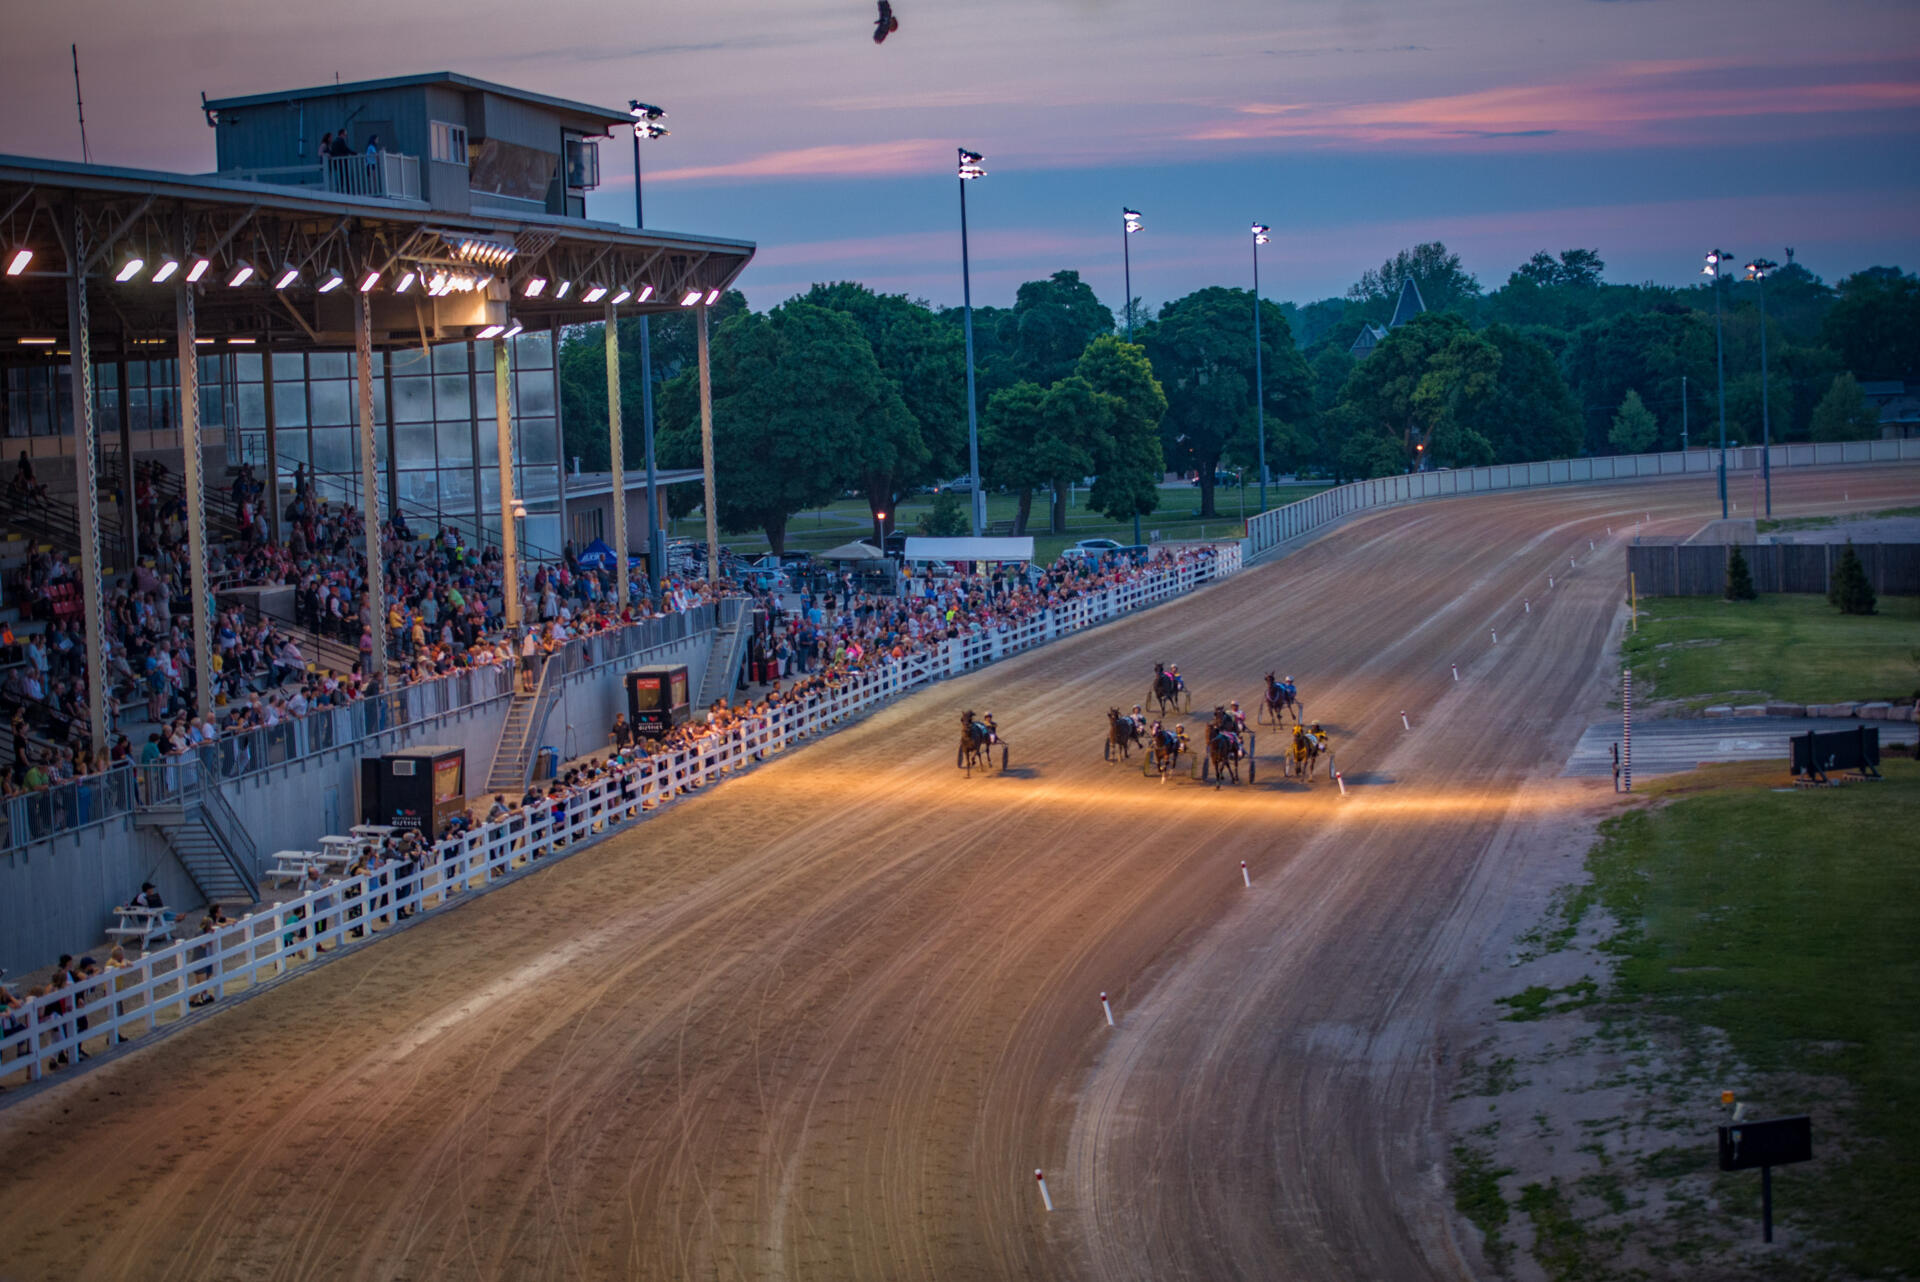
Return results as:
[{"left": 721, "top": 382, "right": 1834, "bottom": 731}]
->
[
  {"left": 0, "top": 548, "right": 1238, "bottom": 1087},
  {"left": 1626, "top": 541, "right": 1920, "bottom": 596},
  {"left": 1245, "top": 440, "right": 1920, "bottom": 558}
]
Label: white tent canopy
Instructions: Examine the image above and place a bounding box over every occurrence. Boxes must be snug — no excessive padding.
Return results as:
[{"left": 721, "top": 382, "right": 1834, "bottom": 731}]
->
[
  {"left": 819, "top": 541, "right": 888, "bottom": 561},
  {"left": 902, "top": 536, "right": 1035, "bottom": 564}
]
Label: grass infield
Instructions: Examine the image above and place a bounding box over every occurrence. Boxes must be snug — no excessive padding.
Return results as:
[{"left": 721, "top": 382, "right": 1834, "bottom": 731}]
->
[{"left": 1624, "top": 595, "right": 1920, "bottom": 710}]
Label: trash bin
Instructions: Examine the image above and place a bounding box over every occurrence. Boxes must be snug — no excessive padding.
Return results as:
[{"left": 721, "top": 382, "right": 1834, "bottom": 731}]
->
[{"left": 533, "top": 745, "right": 558, "bottom": 782}]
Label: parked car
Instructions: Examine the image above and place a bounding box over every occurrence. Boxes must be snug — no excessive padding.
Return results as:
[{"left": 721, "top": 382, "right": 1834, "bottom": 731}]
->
[
  {"left": 1062, "top": 537, "right": 1124, "bottom": 560},
  {"left": 935, "top": 475, "right": 976, "bottom": 494}
]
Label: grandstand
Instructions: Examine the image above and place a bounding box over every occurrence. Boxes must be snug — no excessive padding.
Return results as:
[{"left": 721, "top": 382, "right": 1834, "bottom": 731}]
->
[{"left": 0, "top": 72, "right": 752, "bottom": 969}]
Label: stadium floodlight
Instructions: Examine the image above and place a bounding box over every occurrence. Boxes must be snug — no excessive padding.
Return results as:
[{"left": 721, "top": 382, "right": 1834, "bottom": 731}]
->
[
  {"left": 956, "top": 147, "right": 989, "bottom": 533},
  {"left": 1123, "top": 208, "right": 1142, "bottom": 234},
  {"left": 553, "top": 279, "right": 571, "bottom": 299},
  {"left": 318, "top": 270, "right": 345, "bottom": 293},
  {"left": 359, "top": 269, "right": 381, "bottom": 293},
  {"left": 524, "top": 276, "right": 547, "bottom": 298},
  {"left": 1252, "top": 222, "right": 1271, "bottom": 245},
  {"left": 395, "top": 269, "right": 417, "bottom": 293},
  {"left": 635, "top": 284, "right": 654, "bottom": 303},
  {"left": 629, "top": 100, "right": 669, "bottom": 141},
  {"left": 186, "top": 257, "right": 211, "bottom": 283},
  {"left": 582, "top": 284, "right": 608, "bottom": 303},
  {"left": 681, "top": 288, "right": 702, "bottom": 306},
  {"left": 228, "top": 337, "right": 255, "bottom": 345},
  {"left": 18, "top": 336, "right": 56, "bottom": 345},
  {"left": 115, "top": 256, "right": 145, "bottom": 283},
  {"left": 504, "top": 320, "right": 524, "bottom": 339},
  {"left": 151, "top": 257, "right": 180, "bottom": 284},
  {"left": 477, "top": 324, "right": 504, "bottom": 340},
  {"left": 705, "top": 288, "right": 721, "bottom": 305},
  {"left": 1251, "top": 222, "right": 1271, "bottom": 506},
  {"left": 445, "top": 233, "right": 517, "bottom": 267},
  {"left": 4, "top": 248, "right": 30, "bottom": 276},
  {"left": 1702, "top": 248, "right": 1735, "bottom": 517},
  {"left": 273, "top": 264, "right": 300, "bottom": 290},
  {"left": 611, "top": 286, "right": 633, "bottom": 305},
  {"left": 227, "top": 261, "right": 255, "bottom": 287},
  {"left": 958, "top": 148, "right": 986, "bottom": 179}
]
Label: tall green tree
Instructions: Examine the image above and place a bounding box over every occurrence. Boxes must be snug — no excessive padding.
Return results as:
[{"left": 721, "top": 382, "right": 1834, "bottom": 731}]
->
[
  {"left": 1335, "top": 313, "right": 1499, "bottom": 471},
  {"left": 796, "top": 282, "right": 966, "bottom": 536},
  {"left": 1810, "top": 372, "right": 1882, "bottom": 442},
  {"left": 1348, "top": 242, "right": 1482, "bottom": 316},
  {"left": 1008, "top": 270, "right": 1116, "bottom": 387},
  {"left": 655, "top": 302, "right": 909, "bottom": 553},
  {"left": 1563, "top": 309, "right": 1713, "bottom": 453},
  {"left": 981, "top": 380, "right": 1049, "bottom": 533},
  {"left": 1142, "top": 287, "right": 1311, "bottom": 516},
  {"left": 1821, "top": 268, "right": 1920, "bottom": 380},
  {"left": 1075, "top": 336, "right": 1167, "bottom": 524},
  {"left": 1609, "top": 389, "right": 1659, "bottom": 453},
  {"left": 1479, "top": 324, "right": 1582, "bottom": 461}
]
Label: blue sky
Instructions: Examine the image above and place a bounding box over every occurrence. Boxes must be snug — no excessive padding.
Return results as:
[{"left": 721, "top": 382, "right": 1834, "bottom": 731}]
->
[{"left": 6, "top": 0, "right": 1918, "bottom": 313}]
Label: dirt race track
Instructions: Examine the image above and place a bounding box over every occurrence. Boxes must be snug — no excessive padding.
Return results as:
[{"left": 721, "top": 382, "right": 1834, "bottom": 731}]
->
[{"left": 3, "top": 466, "right": 1917, "bottom": 1282}]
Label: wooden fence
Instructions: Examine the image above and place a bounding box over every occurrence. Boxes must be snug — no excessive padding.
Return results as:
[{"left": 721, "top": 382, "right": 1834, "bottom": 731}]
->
[{"left": 1626, "top": 542, "right": 1920, "bottom": 596}]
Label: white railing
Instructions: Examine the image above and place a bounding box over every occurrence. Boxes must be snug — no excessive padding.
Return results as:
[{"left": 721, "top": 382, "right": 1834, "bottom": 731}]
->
[
  {"left": 0, "top": 548, "right": 1239, "bottom": 1087},
  {"left": 324, "top": 151, "right": 421, "bottom": 201},
  {"left": 1245, "top": 439, "right": 1920, "bottom": 556}
]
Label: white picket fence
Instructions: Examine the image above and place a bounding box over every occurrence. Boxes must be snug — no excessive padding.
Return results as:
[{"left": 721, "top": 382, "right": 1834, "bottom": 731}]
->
[
  {"left": 1246, "top": 438, "right": 1920, "bottom": 556},
  {"left": 0, "top": 546, "right": 1240, "bottom": 1086}
]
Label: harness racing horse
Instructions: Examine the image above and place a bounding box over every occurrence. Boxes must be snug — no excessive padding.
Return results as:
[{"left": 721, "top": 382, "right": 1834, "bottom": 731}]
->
[
  {"left": 1145, "top": 723, "right": 1188, "bottom": 782},
  {"left": 1199, "top": 706, "right": 1256, "bottom": 788},
  {"left": 958, "top": 709, "right": 1008, "bottom": 775},
  {"left": 1149, "top": 662, "right": 1189, "bottom": 715},
  {"left": 1260, "top": 672, "right": 1301, "bottom": 724},
  {"left": 1284, "top": 722, "right": 1325, "bottom": 782},
  {"left": 1105, "top": 707, "right": 1145, "bottom": 761}
]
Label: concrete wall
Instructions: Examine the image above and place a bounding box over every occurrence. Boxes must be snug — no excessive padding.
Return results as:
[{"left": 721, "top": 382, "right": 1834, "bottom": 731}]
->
[{"left": 0, "top": 627, "right": 713, "bottom": 976}]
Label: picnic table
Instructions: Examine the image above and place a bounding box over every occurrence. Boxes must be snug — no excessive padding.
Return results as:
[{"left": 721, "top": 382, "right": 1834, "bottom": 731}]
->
[
  {"left": 262, "top": 850, "right": 324, "bottom": 888},
  {"left": 350, "top": 824, "right": 396, "bottom": 840},
  {"left": 106, "top": 904, "right": 177, "bottom": 949}
]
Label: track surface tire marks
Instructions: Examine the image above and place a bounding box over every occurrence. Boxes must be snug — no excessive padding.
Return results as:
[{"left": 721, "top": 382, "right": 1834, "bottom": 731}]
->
[{"left": 0, "top": 466, "right": 1914, "bottom": 1282}]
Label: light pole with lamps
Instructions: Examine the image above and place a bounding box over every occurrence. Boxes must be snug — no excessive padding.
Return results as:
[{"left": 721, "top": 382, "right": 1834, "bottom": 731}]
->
[
  {"left": 1746, "top": 257, "right": 1778, "bottom": 517},
  {"left": 958, "top": 148, "right": 987, "bottom": 536},
  {"left": 1703, "top": 249, "right": 1734, "bottom": 519},
  {"left": 630, "top": 100, "right": 669, "bottom": 595},
  {"left": 1122, "top": 207, "right": 1143, "bottom": 545},
  {"left": 1252, "top": 223, "right": 1271, "bottom": 513}
]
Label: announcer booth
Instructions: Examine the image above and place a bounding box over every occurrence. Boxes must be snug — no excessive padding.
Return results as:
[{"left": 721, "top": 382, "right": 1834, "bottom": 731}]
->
[
  {"left": 360, "top": 745, "right": 467, "bottom": 835},
  {"left": 625, "top": 665, "right": 690, "bottom": 739}
]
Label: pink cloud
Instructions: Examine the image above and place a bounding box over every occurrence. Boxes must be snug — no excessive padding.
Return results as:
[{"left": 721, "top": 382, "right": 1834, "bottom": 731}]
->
[{"left": 648, "top": 139, "right": 950, "bottom": 183}]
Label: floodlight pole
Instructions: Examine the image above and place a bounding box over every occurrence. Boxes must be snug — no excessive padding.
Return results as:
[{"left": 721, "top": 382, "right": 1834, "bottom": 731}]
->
[
  {"left": 1253, "top": 228, "right": 1267, "bottom": 514},
  {"left": 1751, "top": 262, "right": 1775, "bottom": 517},
  {"left": 1123, "top": 208, "right": 1140, "bottom": 546},
  {"left": 1706, "top": 251, "right": 1731, "bottom": 520},
  {"left": 631, "top": 113, "right": 666, "bottom": 597},
  {"left": 959, "top": 154, "right": 983, "bottom": 537}
]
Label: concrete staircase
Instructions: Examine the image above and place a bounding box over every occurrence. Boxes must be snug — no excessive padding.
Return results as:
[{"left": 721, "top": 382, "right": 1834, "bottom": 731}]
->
[
  {"left": 135, "top": 780, "right": 259, "bottom": 907},
  {"left": 483, "top": 656, "right": 557, "bottom": 795},
  {"left": 694, "top": 604, "right": 753, "bottom": 716}
]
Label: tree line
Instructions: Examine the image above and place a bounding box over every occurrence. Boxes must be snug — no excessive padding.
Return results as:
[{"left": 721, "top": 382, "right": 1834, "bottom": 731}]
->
[{"left": 558, "top": 246, "right": 1918, "bottom": 551}]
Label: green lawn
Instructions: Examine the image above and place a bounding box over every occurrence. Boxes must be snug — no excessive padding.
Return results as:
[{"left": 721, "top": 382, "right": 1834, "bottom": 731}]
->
[
  {"left": 666, "top": 480, "right": 1328, "bottom": 563},
  {"left": 1756, "top": 505, "right": 1920, "bottom": 534},
  {"left": 1562, "top": 762, "right": 1920, "bottom": 1277},
  {"left": 1623, "top": 595, "right": 1920, "bottom": 709}
]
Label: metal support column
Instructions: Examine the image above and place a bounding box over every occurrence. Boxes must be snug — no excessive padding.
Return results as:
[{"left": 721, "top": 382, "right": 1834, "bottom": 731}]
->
[
  {"left": 640, "top": 315, "right": 665, "bottom": 598},
  {"left": 494, "top": 338, "right": 522, "bottom": 630},
  {"left": 66, "top": 212, "right": 109, "bottom": 753},
  {"left": 697, "top": 303, "right": 718, "bottom": 583},
  {"left": 261, "top": 352, "right": 282, "bottom": 546},
  {"left": 605, "top": 304, "right": 628, "bottom": 612},
  {"left": 176, "top": 283, "right": 215, "bottom": 724},
  {"left": 551, "top": 319, "right": 568, "bottom": 555},
  {"left": 116, "top": 353, "right": 136, "bottom": 569},
  {"left": 355, "top": 294, "right": 386, "bottom": 678}
]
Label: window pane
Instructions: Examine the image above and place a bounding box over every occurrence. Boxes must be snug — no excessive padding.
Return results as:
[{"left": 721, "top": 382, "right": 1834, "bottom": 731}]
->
[
  {"left": 479, "top": 468, "right": 500, "bottom": 507},
  {"left": 432, "top": 342, "right": 469, "bottom": 376},
  {"left": 439, "top": 468, "right": 476, "bottom": 507},
  {"left": 400, "top": 470, "right": 438, "bottom": 505},
  {"left": 513, "top": 329, "right": 552, "bottom": 369},
  {"left": 309, "top": 352, "right": 348, "bottom": 380},
  {"left": 310, "top": 427, "right": 353, "bottom": 474},
  {"left": 475, "top": 373, "right": 495, "bottom": 418},
  {"left": 436, "top": 415, "right": 474, "bottom": 466},
  {"left": 390, "top": 346, "right": 430, "bottom": 377},
  {"left": 434, "top": 375, "right": 470, "bottom": 420},
  {"left": 395, "top": 424, "right": 436, "bottom": 468},
  {"left": 276, "top": 383, "right": 308, "bottom": 428},
  {"left": 235, "top": 352, "right": 262, "bottom": 382},
  {"left": 276, "top": 431, "right": 309, "bottom": 465},
  {"left": 518, "top": 417, "right": 557, "bottom": 464},
  {"left": 516, "top": 372, "right": 554, "bottom": 417},
  {"left": 309, "top": 379, "right": 351, "bottom": 427},
  {"left": 392, "top": 376, "right": 432, "bottom": 423},
  {"left": 477, "top": 420, "right": 499, "bottom": 467},
  {"left": 272, "top": 352, "right": 305, "bottom": 382}
]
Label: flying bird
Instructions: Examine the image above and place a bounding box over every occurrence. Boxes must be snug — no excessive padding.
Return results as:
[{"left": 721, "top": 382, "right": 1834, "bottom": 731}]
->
[{"left": 874, "top": 1, "right": 900, "bottom": 43}]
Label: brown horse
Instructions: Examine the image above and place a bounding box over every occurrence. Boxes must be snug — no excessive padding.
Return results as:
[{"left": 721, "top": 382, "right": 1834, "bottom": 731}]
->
[
  {"left": 1147, "top": 722, "right": 1187, "bottom": 782},
  {"left": 1149, "top": 662, "right": 1189, "bottom": 715},
  {"left": 958, "top": 709, "right": 1007, "bottom": 775},
  {"left": 1260, "top": 672, "right": 1300, "bottom": 724},
  {"left": 1284, "top": 722, "right": 1323, "bottom": 781},
  {"left": 1201, "top": 707, "right": 1255, "bottom": 788},
  {"left": 1106, "top": 707, "right": 1144, "bottom": 761}
]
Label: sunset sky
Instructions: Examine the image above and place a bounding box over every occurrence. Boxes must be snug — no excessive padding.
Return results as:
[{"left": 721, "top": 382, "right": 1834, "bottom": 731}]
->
[{"left": 5, "top": 0, "right": 1917, "bottom": 313}]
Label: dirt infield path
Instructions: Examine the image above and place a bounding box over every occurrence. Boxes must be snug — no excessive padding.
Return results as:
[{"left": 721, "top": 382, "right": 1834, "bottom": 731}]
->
[{"left": 2, "top": 466, "right": 1914, "bottom": 1282}]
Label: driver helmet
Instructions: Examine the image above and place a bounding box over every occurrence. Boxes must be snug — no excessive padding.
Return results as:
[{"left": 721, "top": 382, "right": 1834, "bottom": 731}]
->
[
  {"left": 1230, "top": 700, "right": 1241, "bottom": 710},
  {"left": 1175, "top": 723, "right": 1186, "bottom": 734},
  {"left": 1311, "top": 722, "right": 1323, "bottom": 734},
  {"left": 1132, "top": 704, "right": 1143, "bottom": 714}
]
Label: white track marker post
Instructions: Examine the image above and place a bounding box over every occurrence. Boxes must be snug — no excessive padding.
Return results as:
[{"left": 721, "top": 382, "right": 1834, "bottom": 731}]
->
[
  {"left": 1335, "top": 767, "right": 1347, "bottom": 796},
  {"left": 1036, "top": 1170, "right": 1053, "bottom": 1211},
  {"left": 1241, "top": 860, "right": 1251, "bottom": 887},
  {"left": 1525, "top": 600, "right": 1531, "bottom": 614},
  {"left": 1491, "top": 629, "right": 1498, "bottom": 644},
  {"left": 1549, "top": 576, "right": 1554, "bottom": 590},
  {"left": 1101, "top": 992, "right": 1115, "bottom": 1027},
  {"left": 1452, "top": 663, "right": 1459, "bottom": 681},
  {"left": 1401, "top": 710, "right": 1410, "bottom": 730}
]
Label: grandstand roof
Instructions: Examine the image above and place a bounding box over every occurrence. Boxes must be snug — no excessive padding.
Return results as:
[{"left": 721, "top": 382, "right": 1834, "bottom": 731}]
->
[
  {"left": 0, "top": 152, "right": 753, "bottom": 350},
  {"left": 202, "top": 72, "right": 632, "bottom": 133}
]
